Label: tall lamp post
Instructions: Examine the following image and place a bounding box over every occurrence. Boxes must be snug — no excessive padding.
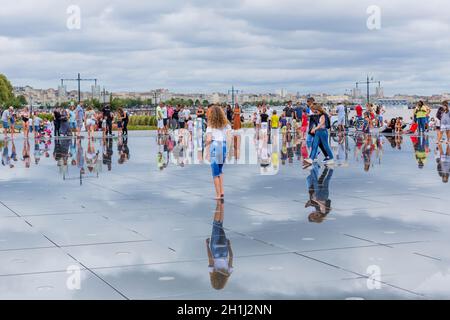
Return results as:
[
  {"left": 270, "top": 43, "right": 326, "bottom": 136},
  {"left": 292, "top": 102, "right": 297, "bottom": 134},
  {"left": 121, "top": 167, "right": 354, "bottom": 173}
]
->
[
  {"left": 356, "top": 75, "right": 381, "bottom": 104},
  {"left": 152, "top": 91, "right": 161, "bottom": 106},
  {"left": 228, "top": 86, "right": 242, "bottom": 106},
  {"left": 61, "top": 73, "right": 98, "bottom": 103},
  {"left": 101, "top": 87, "right": 108, "bottom": 105},
  {"left": 28, "top": 95, "right": 33, "bottom": 115}
]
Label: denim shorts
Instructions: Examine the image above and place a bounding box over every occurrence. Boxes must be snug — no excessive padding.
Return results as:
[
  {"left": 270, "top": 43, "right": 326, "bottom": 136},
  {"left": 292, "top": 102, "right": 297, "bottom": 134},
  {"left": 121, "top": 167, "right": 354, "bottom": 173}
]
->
[
  {"left": 2, "top": 121, "right": 9, "bottom": 129},
  {"left": 211, "top": 221, "right": 228, "bottom": 258},
  {"left": 210, "top": 141, "right": 226, "bottom": 177},
  {"left": 70, "top": 122, "right": 77, "bottom": 129}
]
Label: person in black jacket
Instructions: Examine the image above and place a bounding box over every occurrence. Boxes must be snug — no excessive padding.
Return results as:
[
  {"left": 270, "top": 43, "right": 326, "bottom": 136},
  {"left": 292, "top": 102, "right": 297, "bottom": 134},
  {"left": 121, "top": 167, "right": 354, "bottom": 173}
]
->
[
  {"left": 53, "top": 108, "right": 61, "bottom": 137},
  {"left": 102, "top": 105, "right": 113, "bottom": 136}
]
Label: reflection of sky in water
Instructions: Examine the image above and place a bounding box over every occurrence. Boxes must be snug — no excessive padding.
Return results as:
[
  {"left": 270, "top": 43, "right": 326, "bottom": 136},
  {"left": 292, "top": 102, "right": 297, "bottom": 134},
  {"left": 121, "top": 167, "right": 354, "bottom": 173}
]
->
[{"left": 0, "top": 130, "right": 449, "bottom": 299}]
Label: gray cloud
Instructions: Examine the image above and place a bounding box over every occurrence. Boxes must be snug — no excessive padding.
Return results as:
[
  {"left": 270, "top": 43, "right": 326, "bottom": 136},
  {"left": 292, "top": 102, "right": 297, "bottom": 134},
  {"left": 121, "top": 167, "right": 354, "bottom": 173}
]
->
[{"left": 1, "top": 0, "right": 450, "bottom": 95}]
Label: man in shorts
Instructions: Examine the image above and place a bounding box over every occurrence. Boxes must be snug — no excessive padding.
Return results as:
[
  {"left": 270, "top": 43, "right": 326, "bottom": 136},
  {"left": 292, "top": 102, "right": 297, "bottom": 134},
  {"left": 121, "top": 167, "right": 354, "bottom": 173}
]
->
[
  {"left": 156, "top": 103, "right": 164, "bottom": 134},
  {"left": 161, "top": 103, "right": 168, "bottom": 134},
  {"left": 336, "top": 103, "right": 346, "bottom": 134},
  {"left": 69, "top": 106, "right": 77, "bottom": 135},
  {"left": 2, "top": 107, "right": 11, "bottom": 137}
]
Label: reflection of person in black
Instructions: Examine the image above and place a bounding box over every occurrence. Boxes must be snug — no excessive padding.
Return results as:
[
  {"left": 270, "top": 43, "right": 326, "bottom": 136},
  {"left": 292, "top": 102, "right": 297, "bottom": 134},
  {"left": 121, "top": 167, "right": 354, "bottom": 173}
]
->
[
  {"left": 53, "top": 138, "right": 63, "bottom": 162},
  {"left": 118, "top": 136, "right": 130, "bottom": 165},
  {"left": 206, "top": 199, "right": 233, "bottom": 290},
  {"left": 102, "top": 137, "right": 113, "bottom": 171},
  {"left": 61, "top": 138, "right": 70, "bottom": 171},
  {"left": 305, "top": 164, "right": 333, "bottom": 223}
]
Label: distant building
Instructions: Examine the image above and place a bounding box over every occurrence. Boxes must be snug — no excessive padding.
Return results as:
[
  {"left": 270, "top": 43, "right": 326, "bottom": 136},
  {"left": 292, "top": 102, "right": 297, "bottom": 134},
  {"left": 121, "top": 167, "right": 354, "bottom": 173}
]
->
[
  {"left": 375, "top": 86, "right": 384, "bottom": 98},
  {"left": 352, "top": 88, "right": 362, "bottom": 99},
  {"left": 326, "top": 95, "right": 348, "bottom": 103}
]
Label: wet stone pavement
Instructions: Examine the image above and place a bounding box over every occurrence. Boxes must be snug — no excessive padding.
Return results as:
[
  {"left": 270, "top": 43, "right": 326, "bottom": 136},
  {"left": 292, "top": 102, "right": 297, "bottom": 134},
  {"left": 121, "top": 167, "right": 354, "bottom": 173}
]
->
[{"left": 0, "top": 129, "right": 449, "bottom": 300}]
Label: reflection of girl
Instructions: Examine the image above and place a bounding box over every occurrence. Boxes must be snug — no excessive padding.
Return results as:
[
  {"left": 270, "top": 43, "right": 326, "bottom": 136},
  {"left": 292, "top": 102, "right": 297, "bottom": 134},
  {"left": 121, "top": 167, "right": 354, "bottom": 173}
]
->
[
  {"left": 306, "top": 165, "right": 333, "bottom": 223},
  {"left": 363, "top": 135, "right": 375, "bottom": 172},
  {"left": 85, "top": 138, "right": 98, "bottom": 173},
  {"left": 22, "top": 138, "right": 31, "bottom": 168},
  {"left": 206, "top": 200, "right": 233, "bottom": 290}
]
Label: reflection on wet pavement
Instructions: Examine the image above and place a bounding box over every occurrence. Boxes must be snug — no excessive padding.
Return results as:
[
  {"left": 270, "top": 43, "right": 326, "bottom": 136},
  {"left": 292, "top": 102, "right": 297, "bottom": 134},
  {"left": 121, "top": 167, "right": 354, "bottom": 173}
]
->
[{"left": 0, "top": 129, "right": 449, "bottom": 300}]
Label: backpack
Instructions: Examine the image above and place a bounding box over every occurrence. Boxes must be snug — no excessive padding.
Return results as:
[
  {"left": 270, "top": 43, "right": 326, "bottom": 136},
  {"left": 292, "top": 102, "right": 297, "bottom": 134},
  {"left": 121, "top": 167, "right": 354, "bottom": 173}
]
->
[{"left": 325, "top": 114, "right": 331, "bottom": 130}]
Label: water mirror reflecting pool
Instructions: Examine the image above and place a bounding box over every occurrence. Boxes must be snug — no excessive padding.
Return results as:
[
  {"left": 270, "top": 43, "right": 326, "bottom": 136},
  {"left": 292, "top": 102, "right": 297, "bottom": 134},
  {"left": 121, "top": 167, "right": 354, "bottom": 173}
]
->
[{"left": 0, "top": 129, "right": 449, "bottom": 299}]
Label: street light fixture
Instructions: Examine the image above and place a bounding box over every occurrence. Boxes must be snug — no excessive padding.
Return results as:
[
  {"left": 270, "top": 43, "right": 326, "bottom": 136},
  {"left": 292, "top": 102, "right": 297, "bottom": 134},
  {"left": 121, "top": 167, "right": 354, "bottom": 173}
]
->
[
  {"left": 356, "top": 75, "right": 381, "bottom": 104},
  {"left": 61, "top": 73, "right": 98, "bottom": 103},
  {"left": 228, "top": 86, "right": 242, "bottom": 106}
]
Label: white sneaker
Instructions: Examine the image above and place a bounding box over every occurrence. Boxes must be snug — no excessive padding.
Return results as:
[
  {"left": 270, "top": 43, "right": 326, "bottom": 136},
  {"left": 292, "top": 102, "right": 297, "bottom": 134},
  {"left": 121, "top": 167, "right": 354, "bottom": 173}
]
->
[
  {"left": 303, "top": 158, "right": 313, "bottom": 166},
  {"left": 323, "top": 159, "right": 335, "bottom": 165}
]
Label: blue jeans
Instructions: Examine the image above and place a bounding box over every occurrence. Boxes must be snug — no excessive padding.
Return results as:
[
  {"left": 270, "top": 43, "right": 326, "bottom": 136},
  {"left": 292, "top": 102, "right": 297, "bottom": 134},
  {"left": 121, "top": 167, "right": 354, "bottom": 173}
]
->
[
  {"left": 417, "top": 117, "right": 427, "bottom": 133},
  {"left": 211, "top": 221, "right": 228, "bottom": 259},
  {"left": 307, "top": 164, "right": 334, "bottom": 202},
  {"left": 310, "top": 129, "right": 333, "bottom": 160},
  {"left": 307, "top": 133, "right": 314, "bottom": 148},
  {"left": 210, "top": 141, "right": 227, "bottom": 177}
]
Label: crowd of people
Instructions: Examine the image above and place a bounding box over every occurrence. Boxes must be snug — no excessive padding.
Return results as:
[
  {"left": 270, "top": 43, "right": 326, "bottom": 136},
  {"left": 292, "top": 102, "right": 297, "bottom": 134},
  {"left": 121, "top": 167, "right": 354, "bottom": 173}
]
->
[
  {"left": 2, "top": 98, "right": 450, "bottom": 195},
  {"left": 1, "top": 103, "right": 129, "bottom": 140},
  {"left": 1, "top": 135, "right": 130, "bottom": 179},
  {"left": 349, "top": 100, "right": 450, "bottom": 142},
  {"left": 1, "top": 101, "right": 133, "bottom": 178},
  {"left": 154, "top": 99, "right": 338, "bottom": 198}
]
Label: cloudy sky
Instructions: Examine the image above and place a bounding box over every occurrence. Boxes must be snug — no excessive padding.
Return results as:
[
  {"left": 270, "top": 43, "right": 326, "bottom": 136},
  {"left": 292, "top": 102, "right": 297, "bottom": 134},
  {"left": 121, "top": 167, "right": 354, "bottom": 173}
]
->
[{"left": 0, "top": 0, "right": 449, "bottom": 95}]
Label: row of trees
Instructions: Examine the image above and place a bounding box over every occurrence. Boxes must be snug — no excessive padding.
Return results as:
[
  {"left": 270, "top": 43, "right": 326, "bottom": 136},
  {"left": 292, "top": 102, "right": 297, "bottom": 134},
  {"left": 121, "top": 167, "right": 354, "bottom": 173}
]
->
[
  {"left": 0, "top": 74, "right": 28, "bottom": 108},
  {"left": 2, "top": 72, "right": 288, "bottom": 112},
  {"left": 110, "top": 97, "right": 153, "bottom": 109},
  {"left": 163, "top": 98, "right": 209, "bottom": 107},
  {"left": 241, "top": 100, "right": 289, "bottom": 107}
]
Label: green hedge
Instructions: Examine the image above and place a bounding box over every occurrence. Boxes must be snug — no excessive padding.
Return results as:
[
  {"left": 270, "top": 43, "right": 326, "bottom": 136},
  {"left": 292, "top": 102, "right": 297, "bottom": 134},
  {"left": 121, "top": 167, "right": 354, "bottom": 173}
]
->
[
  {"left": 37, "top": 113, "right": 55, "bottom": 122},
  {"left": 129, "top": 115, "right": 157, "bottom": 126},
  {"left": 126, "top": 125, "right": 157, "bottom": 131}
]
